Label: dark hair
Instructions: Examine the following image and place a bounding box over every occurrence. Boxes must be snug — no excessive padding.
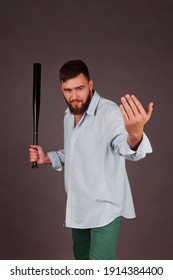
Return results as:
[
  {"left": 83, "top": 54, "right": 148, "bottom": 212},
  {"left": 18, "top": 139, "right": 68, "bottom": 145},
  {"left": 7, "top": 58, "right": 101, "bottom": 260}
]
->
[{"left": 59, "top": 59, "right": 90, "bottom": 82}]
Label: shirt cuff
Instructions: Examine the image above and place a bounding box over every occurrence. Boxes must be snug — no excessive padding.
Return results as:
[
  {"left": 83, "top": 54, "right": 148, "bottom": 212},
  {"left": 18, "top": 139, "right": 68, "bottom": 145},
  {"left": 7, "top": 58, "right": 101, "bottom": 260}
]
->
[
  {"left": 122, "top": 133, "right": 152, "bottom": 155},
  {"left": 47, "top": 151, "right": 63, "bottom": 171}
]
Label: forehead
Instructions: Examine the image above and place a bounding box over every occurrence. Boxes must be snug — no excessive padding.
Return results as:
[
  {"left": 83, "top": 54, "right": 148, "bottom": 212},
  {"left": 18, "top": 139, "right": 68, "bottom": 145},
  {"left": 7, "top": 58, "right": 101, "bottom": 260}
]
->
[{"left": 61, "top": 73, "right": 88, "bottom": 88}]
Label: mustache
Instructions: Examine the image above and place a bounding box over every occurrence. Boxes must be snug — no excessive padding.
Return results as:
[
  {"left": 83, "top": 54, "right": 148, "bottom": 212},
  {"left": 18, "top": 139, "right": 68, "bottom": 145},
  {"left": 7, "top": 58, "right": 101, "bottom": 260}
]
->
[{"left": 69, "top": 99, "right": 82, "bottom": 103}]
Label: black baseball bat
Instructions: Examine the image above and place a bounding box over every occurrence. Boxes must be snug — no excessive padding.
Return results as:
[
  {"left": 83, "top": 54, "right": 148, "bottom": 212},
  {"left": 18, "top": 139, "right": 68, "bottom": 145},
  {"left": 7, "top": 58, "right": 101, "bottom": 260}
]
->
[{"left": 32, "top": 63, "right": 41, "bottom": 168}]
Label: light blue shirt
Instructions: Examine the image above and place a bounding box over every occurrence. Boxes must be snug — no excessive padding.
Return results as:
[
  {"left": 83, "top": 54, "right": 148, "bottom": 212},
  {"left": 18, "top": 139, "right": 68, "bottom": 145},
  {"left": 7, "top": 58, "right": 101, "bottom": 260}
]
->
[{"left": 47, "top": 91, "right": 152, "bottom": 229}]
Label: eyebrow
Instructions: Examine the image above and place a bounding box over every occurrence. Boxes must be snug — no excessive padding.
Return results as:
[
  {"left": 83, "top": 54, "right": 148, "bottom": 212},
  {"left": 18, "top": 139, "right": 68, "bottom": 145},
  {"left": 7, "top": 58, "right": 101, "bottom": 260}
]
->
[{"left": 63, "top": 85, "right": 85, "bottom": 91}]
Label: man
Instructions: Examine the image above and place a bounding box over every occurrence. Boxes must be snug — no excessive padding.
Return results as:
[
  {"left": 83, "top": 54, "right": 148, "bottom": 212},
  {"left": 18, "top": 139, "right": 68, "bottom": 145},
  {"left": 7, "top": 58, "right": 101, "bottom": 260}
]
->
[{"left": 29, "top": 59, "right": 153, "bottom": 260}]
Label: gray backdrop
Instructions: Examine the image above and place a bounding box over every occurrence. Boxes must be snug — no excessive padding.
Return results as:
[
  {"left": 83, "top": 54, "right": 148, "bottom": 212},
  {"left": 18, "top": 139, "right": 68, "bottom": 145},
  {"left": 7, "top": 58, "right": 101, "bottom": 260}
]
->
[{"left": 0, "top": 0, "right": 173, "bottom": 259}]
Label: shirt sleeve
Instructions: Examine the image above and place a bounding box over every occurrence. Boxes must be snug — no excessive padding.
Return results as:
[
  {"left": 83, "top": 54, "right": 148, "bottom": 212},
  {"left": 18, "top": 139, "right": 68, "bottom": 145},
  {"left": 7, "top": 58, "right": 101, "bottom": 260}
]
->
[
  {"left": 47, "top": 149, "right": 65, "bottom": 171},
  {"left": 112, "top": 132, "right": 152, "bottom": 161},
  {"left": 107, "top": 105, "right": 153, "bottom": 161}
]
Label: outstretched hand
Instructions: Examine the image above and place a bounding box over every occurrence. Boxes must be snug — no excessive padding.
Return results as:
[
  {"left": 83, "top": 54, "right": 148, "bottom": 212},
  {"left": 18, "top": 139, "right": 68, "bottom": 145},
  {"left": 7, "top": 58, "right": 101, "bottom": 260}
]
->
[{"left": 119, "top": 94, "right": 153, "bottom": 149}]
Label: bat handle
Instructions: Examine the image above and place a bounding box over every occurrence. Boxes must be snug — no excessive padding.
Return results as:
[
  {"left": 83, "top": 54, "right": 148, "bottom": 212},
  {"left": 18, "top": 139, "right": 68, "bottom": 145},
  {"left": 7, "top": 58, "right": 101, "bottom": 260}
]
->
[
  {"left": 32, "top": 134, "right": 38, "bottom": 168},
  {"left": 32, "top": 161, "right": 38, "bottom": 168}
]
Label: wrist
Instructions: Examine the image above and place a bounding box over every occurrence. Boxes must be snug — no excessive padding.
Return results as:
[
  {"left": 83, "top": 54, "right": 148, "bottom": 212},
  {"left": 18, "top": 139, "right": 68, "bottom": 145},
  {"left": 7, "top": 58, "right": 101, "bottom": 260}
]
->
[
  {"left": 44, "top": 154, "right": 51, "bottom": 164},
  {"left": 128, "top": 133, "right": 143, "bottom": 151}
]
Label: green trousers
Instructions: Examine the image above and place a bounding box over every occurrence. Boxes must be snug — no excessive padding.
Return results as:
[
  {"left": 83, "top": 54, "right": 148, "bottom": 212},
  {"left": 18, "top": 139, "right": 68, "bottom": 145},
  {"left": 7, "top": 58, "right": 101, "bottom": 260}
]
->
[{"left": 72, "top": 217, "right": 121, "bottom": 260}]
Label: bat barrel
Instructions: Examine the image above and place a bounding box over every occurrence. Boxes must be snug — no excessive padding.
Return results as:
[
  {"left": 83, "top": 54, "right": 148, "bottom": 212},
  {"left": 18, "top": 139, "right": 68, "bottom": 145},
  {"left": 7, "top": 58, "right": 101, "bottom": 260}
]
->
[{"left": 32, "top": 63, "right": 41, "bottom": 168}]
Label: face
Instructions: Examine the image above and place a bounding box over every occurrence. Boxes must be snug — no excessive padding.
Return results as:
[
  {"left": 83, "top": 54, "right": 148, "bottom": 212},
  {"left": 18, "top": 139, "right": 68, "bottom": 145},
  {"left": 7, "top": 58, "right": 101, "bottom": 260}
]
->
[{"left": 60, "top": 73, "right": 94, "bottom": 115}]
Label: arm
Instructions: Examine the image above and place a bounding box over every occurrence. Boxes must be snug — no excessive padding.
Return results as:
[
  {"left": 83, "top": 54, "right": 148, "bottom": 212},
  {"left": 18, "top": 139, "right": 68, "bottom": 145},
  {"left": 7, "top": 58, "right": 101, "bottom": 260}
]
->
[
  {"left": 47, "top": 150, "right": 65, "bottom": 171},
  {"left": 29, "top": 145, "right": 65, "bottom": 171}
]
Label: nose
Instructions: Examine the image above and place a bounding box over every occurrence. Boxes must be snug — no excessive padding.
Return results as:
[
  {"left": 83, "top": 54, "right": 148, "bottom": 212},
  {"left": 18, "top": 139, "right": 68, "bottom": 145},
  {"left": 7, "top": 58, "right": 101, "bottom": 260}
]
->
[{"left": 71, "top": 90, "right": 79, "bottom": 100}]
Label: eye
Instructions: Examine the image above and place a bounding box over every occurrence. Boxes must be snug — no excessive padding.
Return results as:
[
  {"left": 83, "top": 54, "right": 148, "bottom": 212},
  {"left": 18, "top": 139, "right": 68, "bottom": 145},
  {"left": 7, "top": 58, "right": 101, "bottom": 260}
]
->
[
  {"left": 64, "top": 89, "right": 72, "bottom": 93},
  {"left": 77, "top": 86, "right": 84, "bottom": 92}
]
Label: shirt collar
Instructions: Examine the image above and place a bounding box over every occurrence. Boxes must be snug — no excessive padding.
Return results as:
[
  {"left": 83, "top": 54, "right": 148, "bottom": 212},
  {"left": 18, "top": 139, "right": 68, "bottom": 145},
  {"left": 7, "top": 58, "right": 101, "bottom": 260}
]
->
[
  {"left": 65, "top": 90, "right": 101, "bottom": 117},
  {"left": 86, "top": 90, "right": 100, "bottom": 116}
]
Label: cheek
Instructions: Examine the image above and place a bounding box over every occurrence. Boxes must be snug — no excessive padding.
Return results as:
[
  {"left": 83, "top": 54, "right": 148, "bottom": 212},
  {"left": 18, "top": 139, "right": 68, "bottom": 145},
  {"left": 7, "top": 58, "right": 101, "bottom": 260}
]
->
[{"left": 64, "top": 94, "right": 71, "bottom": 103}]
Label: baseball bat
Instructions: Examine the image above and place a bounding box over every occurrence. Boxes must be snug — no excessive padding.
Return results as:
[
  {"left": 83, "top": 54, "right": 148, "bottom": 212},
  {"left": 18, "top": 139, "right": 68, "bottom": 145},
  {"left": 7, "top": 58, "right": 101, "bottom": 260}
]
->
[{"left": 32, "top": 63, "right": 41, "bottom": 168}]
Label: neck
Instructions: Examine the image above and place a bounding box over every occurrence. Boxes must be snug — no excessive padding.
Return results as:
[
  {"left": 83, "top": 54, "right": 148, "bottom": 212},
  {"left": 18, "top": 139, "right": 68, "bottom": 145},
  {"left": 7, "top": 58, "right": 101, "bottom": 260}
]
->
[{"left": 74, "top": 115, "right": 82, "bottom": 126}]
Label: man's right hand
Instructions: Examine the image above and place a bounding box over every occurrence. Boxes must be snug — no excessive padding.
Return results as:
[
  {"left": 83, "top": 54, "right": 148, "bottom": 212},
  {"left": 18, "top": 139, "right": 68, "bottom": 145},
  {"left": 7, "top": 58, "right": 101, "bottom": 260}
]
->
[{"left": 29, "top": 145, "right": 51, "bottom": 165}]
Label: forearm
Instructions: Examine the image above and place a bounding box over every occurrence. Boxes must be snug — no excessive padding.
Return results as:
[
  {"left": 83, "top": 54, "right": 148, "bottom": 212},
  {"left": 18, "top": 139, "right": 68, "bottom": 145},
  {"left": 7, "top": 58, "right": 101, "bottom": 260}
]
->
[
  {"left": 111, "top": 132, "right": 152, "bottom": 161},
  {"left": 47, "top": 150, "right": 65, "bottom": 171}
]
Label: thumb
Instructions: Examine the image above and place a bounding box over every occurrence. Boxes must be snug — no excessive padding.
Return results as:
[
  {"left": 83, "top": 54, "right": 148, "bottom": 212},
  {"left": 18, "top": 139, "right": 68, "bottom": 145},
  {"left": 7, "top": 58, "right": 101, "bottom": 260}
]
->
[
  {"left": 30, "top": 144, "right": 39, "bottom": 150},
  {"left": 146, "top": 102, "right": 154, "bottom": 121},
  {"left": 30, "top": 145, "right": 43, "bottom": 153}
]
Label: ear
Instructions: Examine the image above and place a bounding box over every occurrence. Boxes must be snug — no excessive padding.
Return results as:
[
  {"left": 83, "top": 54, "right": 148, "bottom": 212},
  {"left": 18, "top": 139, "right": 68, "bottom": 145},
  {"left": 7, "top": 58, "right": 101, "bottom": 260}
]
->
[
  {"left": 89, "top": 80, "right": 94, "bottom": 91},
  {"left": 59, "top": 82, "right": 63, "bottom": 91}
]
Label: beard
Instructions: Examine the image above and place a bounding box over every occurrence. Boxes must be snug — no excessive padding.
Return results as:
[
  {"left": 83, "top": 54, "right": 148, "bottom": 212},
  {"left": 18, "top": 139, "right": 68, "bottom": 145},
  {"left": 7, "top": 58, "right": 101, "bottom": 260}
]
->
[{"left": 64, "top": 91, "right": 93, "bottom": 115}]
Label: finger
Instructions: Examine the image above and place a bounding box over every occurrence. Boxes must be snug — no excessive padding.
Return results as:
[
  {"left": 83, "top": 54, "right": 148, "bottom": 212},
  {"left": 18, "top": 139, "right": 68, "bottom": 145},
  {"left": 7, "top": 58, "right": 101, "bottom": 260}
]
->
[
  {"left": 30, "top": 155, "right": 38, "bottom": 162},
  {"left": 30, "top": 145, "right": 39, "bottom": 149},
  {"left": 30, "top": 157, "right": 38, "bottom": 163},
  {"left": 124, "top": 94, "right": 141, "bottom": 116},
  {"left": 146, "top": 102, "right": 154, "bottom": 121},
  {"left": 131, "top": 95, "right": 146, "bottom": 116},
  {"left": 29, "top": 148, "right": 38, "bottom": 154},
  {"left": 121, "top": 96, "right": 135, "bottom": 120},
  {"left": 119, "top": 104, "right": 129, "bottom": 121},
  {"left": 29, "top": 151, "right": 39, "bottom": 161}
]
